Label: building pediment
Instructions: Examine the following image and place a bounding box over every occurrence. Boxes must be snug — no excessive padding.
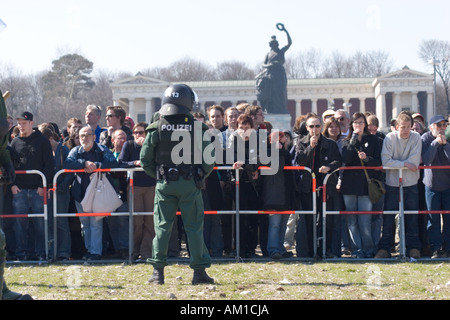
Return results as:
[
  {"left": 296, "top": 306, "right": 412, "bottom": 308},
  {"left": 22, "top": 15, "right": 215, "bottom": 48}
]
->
[
  {"left": 111, "top": 73, "right": 170, "bottom": 86},
  {"left": 377, "top": 66, "right": 433, "bottom": 80}
]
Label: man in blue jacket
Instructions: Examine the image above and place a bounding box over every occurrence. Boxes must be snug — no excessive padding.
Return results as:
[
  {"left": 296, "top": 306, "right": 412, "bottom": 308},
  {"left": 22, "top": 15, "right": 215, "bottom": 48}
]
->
[
  {"left": 64, "top": 126, "right": 118, "bottom": 260},
  {"left": 421, "top": 115, "right": 450, "bottom": 258}
]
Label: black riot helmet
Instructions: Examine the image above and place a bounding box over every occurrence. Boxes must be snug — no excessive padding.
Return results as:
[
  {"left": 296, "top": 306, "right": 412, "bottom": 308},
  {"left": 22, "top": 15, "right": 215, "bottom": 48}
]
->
[{"left": 159, "top": 83, "right": 198, "bottom": 116}]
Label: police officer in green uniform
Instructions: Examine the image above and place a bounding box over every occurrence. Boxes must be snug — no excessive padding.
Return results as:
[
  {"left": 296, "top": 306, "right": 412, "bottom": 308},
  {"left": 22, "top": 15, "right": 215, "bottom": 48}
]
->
[
  {"left": 0, "top": 90, "right": 32, "bottom": 300},
  {"left": 140, "top": 84, "right": 215, "bottom": 285}
]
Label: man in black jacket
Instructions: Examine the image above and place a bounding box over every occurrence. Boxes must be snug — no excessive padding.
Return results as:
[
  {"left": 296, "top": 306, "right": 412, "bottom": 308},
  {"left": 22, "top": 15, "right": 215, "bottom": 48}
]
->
[
  {"left": 10, "top": 111, "right": 54, "bottom": 261},
  {"left": 294, "top": 113, "right": 342, "bottom": 258}
]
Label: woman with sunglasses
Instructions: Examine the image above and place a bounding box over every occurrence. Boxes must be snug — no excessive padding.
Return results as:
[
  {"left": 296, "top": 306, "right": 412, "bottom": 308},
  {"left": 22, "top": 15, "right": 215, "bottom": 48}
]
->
[
  {"left": 341, "top": 112, "right": 382, "bottom": 259},
  {"left": 119, "top": 122, "right": 157, "bottom": 262}
]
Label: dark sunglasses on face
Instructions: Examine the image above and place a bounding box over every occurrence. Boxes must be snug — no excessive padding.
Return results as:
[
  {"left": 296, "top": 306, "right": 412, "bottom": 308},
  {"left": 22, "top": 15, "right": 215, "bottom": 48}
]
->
[{"left": 435, "top": 122, "right": 448, "bottom": 128}]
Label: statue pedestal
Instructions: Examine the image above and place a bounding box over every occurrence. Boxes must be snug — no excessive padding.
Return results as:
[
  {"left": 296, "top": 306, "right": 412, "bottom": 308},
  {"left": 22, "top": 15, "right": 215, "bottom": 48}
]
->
[{"left": 264, "top": 113, "right": 292, "bottom": 132}]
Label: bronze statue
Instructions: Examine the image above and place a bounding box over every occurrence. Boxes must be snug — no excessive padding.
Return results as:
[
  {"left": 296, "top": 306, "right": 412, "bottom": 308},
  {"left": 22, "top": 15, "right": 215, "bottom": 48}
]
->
[{"left": 256, "top": 23, "right": 292, "bottom": 114}]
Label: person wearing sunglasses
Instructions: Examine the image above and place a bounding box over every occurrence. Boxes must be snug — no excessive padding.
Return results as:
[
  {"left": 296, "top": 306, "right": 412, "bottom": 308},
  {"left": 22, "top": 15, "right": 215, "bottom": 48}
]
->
[
  {"left": 100, "top": 106, "right": 133, "bottom": 149},
  {"left": 340, "top": 112, "right": 382, "bottom": 259},
  {"left": 294, "top": 113, "right": 342, "bottom": 258}
]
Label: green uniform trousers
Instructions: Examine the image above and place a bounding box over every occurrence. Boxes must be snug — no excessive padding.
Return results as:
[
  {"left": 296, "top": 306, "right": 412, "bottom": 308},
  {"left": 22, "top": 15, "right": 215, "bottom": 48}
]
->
[
  {"left": 0, "top": 226, "right": 5, "bottom": 299},
  {"left": 0, "top": 187, "right": 21, "bottom": 300},
  {"left": 149, "top": 178, "right": 211, "bottom": 270}
]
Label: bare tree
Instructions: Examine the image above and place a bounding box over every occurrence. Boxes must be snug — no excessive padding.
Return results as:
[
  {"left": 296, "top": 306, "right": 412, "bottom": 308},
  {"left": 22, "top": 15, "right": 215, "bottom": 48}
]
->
[
  {"left": 163, "top": 57, "right": 215, "bottom": 81},
  {"left": 285, "top": 49, "right": 392, "bottom": 79},
  {"left": 215, "top": 60, "right": 256, "bottom": 80},
  {"left": 0, "top": 64, "right": 43, "bottom": 119},
  {"left": 141, "top": 66, "right": 168, "bottom": 80},
  {"left": 142, "top": 58, "right": 257, "bottom": 81},
  {"left": 362, "top": 50, "right": 394, "bottom": 77},
  {"left": 322, "top": 51, "right": 354, "bottom": 78},
  {"left": 418, "top": 39, "right": 450, "bottom": 113},
  {"left": 285, "top": 48, "right": 324, "bottom": 79},
  {"left": 320, "top": 50, "right": 393, "bottom": 78},
  {"left": 86, "top": 69, "right": 114, "bottom": 106}
]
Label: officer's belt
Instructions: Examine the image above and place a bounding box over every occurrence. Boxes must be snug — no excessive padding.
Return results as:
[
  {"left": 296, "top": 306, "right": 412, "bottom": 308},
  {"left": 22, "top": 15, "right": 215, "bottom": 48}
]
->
[{"left": 158, "top": 165, "right": 195, "bottom": 181}]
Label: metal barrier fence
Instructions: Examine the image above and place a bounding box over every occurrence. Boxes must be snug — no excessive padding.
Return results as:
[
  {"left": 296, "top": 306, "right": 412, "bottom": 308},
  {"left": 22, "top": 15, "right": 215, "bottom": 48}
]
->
[
  {"left": 322, "top": 165, "right": 450, "bottom": 260},
  {"left": 0, "top": 170, "right": 49, "bottom": 261},
  {"left": 4, "top": 165, "right": 449, "bottom": 263},
  {"left": 51, "top": 166, "right": 316, "bottom": 263}
]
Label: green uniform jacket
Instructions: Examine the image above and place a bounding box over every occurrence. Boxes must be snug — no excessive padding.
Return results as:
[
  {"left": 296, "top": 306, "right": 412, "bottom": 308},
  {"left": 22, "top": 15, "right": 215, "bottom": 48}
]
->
[
  {"left": 140, "top": 116, "right": 215, "bottom": 179},
  {"left": 0, "top": 89, "right": 11, "bottom": 166}
]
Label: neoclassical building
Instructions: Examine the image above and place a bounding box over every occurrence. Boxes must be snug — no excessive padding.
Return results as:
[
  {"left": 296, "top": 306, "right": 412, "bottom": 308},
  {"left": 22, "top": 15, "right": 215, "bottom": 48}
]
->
[{"left": 110, "top": 66, "right": 434, "bottom": 132}]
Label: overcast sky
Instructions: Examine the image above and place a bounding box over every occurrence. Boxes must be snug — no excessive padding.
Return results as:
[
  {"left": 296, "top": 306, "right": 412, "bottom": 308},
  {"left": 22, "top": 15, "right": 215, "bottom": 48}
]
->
[{"left": 1, "top": 0, "right": 448, "bottom": 75}]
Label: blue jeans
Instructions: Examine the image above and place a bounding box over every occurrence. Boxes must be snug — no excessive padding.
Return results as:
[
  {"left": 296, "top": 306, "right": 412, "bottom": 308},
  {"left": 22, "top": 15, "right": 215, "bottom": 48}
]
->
[
  {"left": 204, "top": 215, "right": 224, "bottom": 257},
  {"left": 378, "top": 185, "right": 421, "bottom": 252},
  {"left": 324, "top": 193, "right": 342, "bottom": 257},
  {"left": 12, "top": 189, "right": 45, "bottom": 259},
  {"left": 295, "top": 192, "right": 314, "bottom": 257},
  {"left": 48, "top": 191, "right": 72, "bottom": 259},
  {"left": 106, "top": 202, "right": 129, "bottom": 252},
  {"left": 267, "top": 213, "right": 289, "bottom": 257},
  {"left": 343, "top": 194, "right": 375, "bottom": 258},
  {"left": 425, "top": 186, "right": 450, "bottom": 252},
  {"left": 75, "top": 201, "right": 103, "bottom": 256},
  {"left": 371, "top": 194, "right": 384, "bottom": 247}
]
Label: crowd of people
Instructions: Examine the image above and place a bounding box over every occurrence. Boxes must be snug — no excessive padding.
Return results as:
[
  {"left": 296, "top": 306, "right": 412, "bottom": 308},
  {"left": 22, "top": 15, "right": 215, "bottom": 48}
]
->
[{"left": 1, "top": 101, "right": 450, "bottom": 262}]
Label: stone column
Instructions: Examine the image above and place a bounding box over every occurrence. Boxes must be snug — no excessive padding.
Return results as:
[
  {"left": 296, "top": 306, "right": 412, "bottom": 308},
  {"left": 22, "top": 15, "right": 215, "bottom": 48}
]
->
[
  {"left": 392, "top": 92, "right": 401, "bottom": 118},
  {"left": 376, "top": 93, "right": 386, "bottom": 129},
  {"left": 129, "top": 98, "right": 135, "bottom": 121},
  {"left": 295, "top": 100, "right": 302, "bottom": 119},
  {"left": 311, "top": 98, "right": 318, "bottom": 115},
  {"left": 145, "top": 98, "right": 155, "bottom": 123},
  {"left": 411, "top": 92, "right": 419, "bottom": 113},
  {"left": 360, "top": 98, "right": 366, "bottom": 114}
]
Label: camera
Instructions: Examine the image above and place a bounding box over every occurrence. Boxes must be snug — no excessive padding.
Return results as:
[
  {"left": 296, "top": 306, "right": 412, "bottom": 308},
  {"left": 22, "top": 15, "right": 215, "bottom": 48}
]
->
[{"left": 350, "top": 132, "right": 358, "bottom": 146}]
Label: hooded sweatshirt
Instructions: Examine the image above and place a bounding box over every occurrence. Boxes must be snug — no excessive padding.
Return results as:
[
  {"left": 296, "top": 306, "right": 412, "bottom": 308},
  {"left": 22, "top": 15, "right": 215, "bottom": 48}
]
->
[{"left": 10, "top": 128, "right": 54, "bottom": 189}]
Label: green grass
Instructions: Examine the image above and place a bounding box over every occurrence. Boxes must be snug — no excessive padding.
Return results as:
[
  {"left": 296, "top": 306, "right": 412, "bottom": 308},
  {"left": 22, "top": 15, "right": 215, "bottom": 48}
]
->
[{"left": 4, "top": 260, "right": 449, "bottom": 300}]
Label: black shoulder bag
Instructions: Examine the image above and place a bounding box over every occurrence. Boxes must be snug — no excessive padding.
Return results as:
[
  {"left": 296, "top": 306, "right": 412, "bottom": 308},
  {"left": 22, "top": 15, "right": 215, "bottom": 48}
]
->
[{"left": 360, "top": 157, "right": 385, "bottom": 204}]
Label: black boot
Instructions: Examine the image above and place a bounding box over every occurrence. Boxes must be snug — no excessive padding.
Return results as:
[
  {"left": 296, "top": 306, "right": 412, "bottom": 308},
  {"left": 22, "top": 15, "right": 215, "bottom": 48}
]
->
[
  {"left": 148, "top": 268, "right": 164, "bottom": 285},
  {"left": 192, "top": 268, "right": 214, "bottom": 285}
]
